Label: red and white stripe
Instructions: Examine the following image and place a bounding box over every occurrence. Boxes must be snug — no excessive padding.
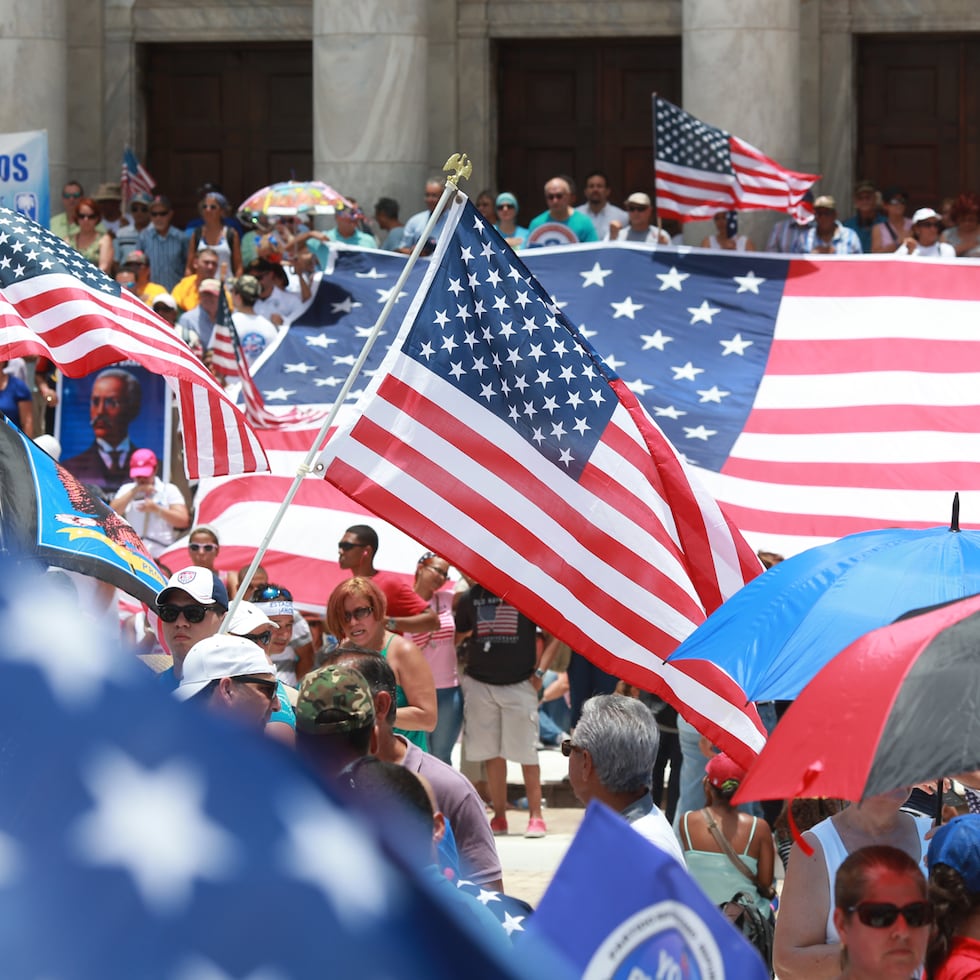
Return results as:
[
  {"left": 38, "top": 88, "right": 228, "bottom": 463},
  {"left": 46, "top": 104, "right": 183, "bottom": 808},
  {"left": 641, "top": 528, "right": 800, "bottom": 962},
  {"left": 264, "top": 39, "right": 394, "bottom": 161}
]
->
[{"left": 0, "top": 272, "right": 267, "bottom": 479}]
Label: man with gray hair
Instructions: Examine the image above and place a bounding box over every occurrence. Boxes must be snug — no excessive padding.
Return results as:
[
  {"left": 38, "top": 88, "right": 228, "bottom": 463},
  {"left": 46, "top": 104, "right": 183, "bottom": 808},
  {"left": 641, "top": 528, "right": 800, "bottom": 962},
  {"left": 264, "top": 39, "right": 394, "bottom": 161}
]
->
[{"left": 564, "top": 693, "right": 686, "bottom": 866}]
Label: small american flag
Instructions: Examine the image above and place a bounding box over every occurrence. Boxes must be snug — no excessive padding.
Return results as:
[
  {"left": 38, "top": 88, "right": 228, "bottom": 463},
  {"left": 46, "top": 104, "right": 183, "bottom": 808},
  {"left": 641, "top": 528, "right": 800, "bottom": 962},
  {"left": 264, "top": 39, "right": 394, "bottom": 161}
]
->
[
  {"left": 317, "top": 194, "right": 767, "bottom": 765},
  {"left": 0, "top": 208, "right": 267, "bottom": 479},
  {"left": 120, "top": 146, "right": 156, "bottom": 205},
  {"left": 654, "top": 95, "right": 818, "bottom": 221},
  {"left": 211, "top": 285, "right": 327, "bottom": 429}
]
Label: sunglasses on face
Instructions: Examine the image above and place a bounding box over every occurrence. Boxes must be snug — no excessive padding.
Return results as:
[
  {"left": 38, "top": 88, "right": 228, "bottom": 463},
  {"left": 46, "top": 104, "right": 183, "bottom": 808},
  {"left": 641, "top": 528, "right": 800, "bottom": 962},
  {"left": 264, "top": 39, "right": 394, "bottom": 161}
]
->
[
  {"left": 337, "top": 540, "right": 363, "bottom": 551},
  {"left": 77, "top": 213, "right": 97, "bottom": 220},
  {"left": 157, "top": 603, "right": 210, "bottom": 624},
  {"left": 626, "top": 205, "right": 649, "bottom": 212},
  {"left": 497, "top": 203, "right": 515, "bottom": 210},
  {"left": 150, "top": 210, "right": 169, "bottom": 217},
  {"left": 560, "top": 739, "right": 582, "bottom": 757},
  {"left": 846, "top": 902, "right": 933, "bottom": 929},
  {"left": 234, "top": 675, "right": 279, "bottom": 701},
  {"left": 130, "top": 204, "right": 149, "bottom": 212},
  {"left": 188, "top": 542, "right": 217, "bottom": 553},
  {"left": 546, "top": 193, "right": 567, "bottom": 201},
  {"left": 243, "top": 630, "right": 273, "bottom": 646},
  {"left": 343, "top": 605, "right": 374, "bottom": 623},
  {"left": 63, "top": 191, "right": 81, "bottom": 199}
]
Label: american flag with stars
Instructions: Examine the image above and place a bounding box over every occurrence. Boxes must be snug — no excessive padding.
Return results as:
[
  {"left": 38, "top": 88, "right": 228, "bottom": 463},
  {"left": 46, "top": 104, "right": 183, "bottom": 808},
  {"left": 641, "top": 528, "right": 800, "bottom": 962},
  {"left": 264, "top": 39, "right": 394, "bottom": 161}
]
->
[
  {"left": 317, "top": 195, "right": 767, "bottom": 765},
  {"left": 0, "top": 207, "right": 267, "bottom": 479},
  {"left": 654, "top": 95, "right": 818, "bottom": 220},
  {"left": 0, "top": 562, "right": 565, "bottom": 979}
]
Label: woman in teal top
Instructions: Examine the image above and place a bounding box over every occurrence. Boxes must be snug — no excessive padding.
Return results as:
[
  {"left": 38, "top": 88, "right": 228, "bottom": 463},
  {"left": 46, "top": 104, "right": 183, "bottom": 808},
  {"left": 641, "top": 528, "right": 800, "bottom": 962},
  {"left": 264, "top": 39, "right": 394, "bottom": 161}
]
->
[
  {"left": 326, "top": 576, "right": 436, "bottom": 751},
  {"left": 677, "top": 752, "right": 776, "bottom": 917}
]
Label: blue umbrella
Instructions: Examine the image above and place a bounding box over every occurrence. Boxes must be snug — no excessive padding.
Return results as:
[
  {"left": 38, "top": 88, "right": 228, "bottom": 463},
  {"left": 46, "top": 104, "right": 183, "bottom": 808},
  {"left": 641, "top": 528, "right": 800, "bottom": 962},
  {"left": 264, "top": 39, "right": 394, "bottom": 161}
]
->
[{"left": 668, "top": 497, "right": 980, "bottom": 702}]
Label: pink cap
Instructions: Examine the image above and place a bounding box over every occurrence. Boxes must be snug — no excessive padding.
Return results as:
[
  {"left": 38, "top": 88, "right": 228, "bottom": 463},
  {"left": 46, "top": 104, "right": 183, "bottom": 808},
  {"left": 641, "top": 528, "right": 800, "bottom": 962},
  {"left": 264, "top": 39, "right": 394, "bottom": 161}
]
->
[{"left": 129, "top": 447, "right": 158, "bottom": 478}]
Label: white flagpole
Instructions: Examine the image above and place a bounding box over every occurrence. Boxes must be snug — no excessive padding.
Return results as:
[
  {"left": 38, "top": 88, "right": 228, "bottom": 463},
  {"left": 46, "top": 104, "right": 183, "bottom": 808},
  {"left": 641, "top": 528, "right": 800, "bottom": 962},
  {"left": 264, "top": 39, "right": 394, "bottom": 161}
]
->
[{"left": 219, "top": 153, "right": 473, "bottom": 632}]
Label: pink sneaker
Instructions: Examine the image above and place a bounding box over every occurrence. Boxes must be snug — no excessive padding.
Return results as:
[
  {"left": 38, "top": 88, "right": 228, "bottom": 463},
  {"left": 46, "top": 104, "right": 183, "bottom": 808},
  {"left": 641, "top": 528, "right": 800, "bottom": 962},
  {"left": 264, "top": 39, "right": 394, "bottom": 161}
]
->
[
  {"left": 524, "top": 817, "right": 547, "bottom": 838},
  {"left": 490, "top": 815, "right": 509, "bottom": 836}
]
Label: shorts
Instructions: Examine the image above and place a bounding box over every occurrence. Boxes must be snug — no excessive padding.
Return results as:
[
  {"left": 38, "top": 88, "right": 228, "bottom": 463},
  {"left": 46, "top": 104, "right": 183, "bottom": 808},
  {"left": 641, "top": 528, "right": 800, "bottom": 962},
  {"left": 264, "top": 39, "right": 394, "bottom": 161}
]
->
[{"left": 460, "top": 673, "right": 539, "bottom": 766}]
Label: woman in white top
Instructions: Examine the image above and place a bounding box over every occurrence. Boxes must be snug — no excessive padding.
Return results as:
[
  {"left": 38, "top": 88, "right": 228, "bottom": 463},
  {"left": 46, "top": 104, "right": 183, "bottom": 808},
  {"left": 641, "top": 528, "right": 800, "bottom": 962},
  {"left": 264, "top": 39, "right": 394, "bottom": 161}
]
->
[
  {"left": 897, "top": 208, "right": 956, "bottom": 258},
  {"left": 773, "top": 788, "right": 931, "bottom": 979},
  {"left": 186, "top": 191, "right": 242, "bottom": 279},
  {"left": 702, "top": 210, "right": 754, "bottom": 251}
]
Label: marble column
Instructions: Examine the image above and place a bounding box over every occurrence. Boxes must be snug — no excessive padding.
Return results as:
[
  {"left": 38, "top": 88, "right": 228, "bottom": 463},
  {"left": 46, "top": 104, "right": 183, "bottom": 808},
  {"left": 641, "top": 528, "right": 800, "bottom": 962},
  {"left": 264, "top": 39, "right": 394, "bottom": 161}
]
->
[
  {"left": 0, "top": 1, "right": 68, "bottom": 209},
  {"left": 312, "top": 0, "right": 429, "bottom": 222},
  {"left": 681, "top": 0, "right": 802, "bottom": 247}
]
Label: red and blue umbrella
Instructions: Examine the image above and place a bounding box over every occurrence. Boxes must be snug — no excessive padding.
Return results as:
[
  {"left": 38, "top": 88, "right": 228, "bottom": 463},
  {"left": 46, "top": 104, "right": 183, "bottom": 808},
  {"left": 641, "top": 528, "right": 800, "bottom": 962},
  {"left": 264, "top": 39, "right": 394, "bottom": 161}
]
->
[
  {"left": 733, "top": 590, "right": 980, "bottom": 804},
  {"left": 668, "top": 500, "right": 980, "bottom": 702}
]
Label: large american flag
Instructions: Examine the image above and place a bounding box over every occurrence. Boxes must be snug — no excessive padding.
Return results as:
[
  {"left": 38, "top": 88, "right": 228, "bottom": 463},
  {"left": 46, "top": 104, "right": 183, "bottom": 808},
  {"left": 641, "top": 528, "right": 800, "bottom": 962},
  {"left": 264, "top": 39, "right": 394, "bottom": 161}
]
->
[
  {"left": 654, "top": 95, "right": 818, "bottom": 221},
  {"left": 316, "top": 195, "right": 767, "bottom": 765},
  {"left": 0, "top": 208, "right": 267, "bottom": 479}
]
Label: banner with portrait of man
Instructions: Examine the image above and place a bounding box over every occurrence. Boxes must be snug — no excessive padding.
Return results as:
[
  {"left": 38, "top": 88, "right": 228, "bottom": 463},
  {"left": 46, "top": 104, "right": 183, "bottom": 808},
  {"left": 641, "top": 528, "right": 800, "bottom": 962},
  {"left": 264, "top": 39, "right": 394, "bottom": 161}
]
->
[{"left": 56, "top": 362, "right": 171, "bottom": 501}]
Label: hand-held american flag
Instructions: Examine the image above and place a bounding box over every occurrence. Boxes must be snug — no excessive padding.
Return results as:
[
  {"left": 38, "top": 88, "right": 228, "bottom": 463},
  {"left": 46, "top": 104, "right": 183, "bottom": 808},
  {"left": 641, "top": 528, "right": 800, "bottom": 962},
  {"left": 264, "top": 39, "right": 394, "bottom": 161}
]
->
[
  {"left": 0, "top": 208, "right": 267, "bottom": 479},
  {"left": 210, "top": 284, "right": 327, "bottom": 429},
  {"left": 120, "top": 146, "right": 155, "bottom": 206},
  {"left": 317, "top": 194, "right": 767, "bottom": 765},
  {"left": 654, "top": 94, "right": 819, "bottom": 221}
]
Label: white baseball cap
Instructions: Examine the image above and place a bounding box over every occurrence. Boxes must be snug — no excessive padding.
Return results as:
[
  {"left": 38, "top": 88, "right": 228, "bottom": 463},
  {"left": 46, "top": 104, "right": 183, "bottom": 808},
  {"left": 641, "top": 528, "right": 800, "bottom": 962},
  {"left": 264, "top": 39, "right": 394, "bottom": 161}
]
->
[
  {"left": 174, "top": 634, "right": 276, "bottom": 701},
  {"left": 156, "top": 567, "right": 229, "bottom": 608},
  {"left": 225, "top": 600, "right": 276, "bottom": 637}
]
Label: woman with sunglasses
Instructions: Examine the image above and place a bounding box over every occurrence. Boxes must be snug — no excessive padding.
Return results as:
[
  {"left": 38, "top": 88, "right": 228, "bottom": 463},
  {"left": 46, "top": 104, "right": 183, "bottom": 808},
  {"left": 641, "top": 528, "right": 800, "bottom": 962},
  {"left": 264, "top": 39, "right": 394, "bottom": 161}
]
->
[
  {"left": 925, "top": 814, "right": 980, "bottom": 979},
  {"left": 249, "top": 583, "right": 313, "bottom": 688},
  {"left": 774, "top": 789, "right": 932, "bottom": 979},
  {"left": 409, "top": 552, "right": 461, "bottom": 765},
  {"left": 69, "top": 196, "right": 114, "bottom": 273},
  {"left": 326, "top": 576, "right": 436, "bottom": 750},
  {"left": 492, "top": 192, "right": 528, "bottom": 249},
  {"left": 832, "top": 845, "right": 931, "bottom": 979},
  {"left": 185, "top": 525, "right": 230, "bottom": 584},
  {"left": 185, "top": 191, "right": 242, "bottom": 280}
]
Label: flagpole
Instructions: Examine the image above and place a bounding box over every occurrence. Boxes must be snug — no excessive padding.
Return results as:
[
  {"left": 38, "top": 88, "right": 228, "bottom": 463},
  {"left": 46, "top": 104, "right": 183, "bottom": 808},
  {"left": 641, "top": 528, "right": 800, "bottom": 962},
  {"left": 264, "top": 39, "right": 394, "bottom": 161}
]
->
[{"left": 219, "top": 153, "right": 473, "bottom": 631}]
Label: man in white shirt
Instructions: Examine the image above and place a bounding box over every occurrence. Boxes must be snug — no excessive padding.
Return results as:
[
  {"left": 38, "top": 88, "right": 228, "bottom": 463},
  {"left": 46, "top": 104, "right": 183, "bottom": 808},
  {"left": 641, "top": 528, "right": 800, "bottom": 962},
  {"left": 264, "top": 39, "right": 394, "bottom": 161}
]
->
[
  {"left": 249, "top": 258, "right": 305, "bottom": 325},
  {"left": 565, "top": 693, "right": 687, "bottom": 866},
  {"left": 575, "top": 171, "right": 628, "bottom": 239},
  {"left": 110, "top": 448, "right": 189, "bottom": 558}
]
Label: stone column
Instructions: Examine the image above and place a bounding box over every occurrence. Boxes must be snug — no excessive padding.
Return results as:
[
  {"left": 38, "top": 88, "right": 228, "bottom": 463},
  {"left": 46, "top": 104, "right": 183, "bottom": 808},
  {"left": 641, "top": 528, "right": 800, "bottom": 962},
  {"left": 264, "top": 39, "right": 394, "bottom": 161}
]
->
[
  {"left": 0, "top": 1, "right": 68, "bottom": 209},
  {"left": 312, "top": 0, "right": 429, "bottom": 221},
  {"left": 681, "top": 0, "right": 802, "bottom": 247}
]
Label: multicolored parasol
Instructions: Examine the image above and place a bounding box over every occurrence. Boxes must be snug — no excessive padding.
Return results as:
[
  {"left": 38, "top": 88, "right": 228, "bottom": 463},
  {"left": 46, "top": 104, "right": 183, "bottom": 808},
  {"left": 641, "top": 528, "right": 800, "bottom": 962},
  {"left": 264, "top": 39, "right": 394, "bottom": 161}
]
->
[{"left": 237, "top": 181, "right": 350, "bottom": 220}]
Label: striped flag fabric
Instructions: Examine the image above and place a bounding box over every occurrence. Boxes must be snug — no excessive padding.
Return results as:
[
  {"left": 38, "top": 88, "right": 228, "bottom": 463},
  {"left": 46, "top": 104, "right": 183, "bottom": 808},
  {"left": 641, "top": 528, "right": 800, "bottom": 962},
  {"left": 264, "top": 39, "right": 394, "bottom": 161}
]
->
[
  {"left": 120, "top": 146, "right": 156, "bottom": 205},
  {"left": 654, "top": 95, "right": 819, "bottom": 221},
  {"left": 316, "top": 195, "right": 768, "bottom": 765},
  {"left": 0, "top": 207, "right": 267, "bottom": 480},
  {"left": 210, "top": 285, "right": 327, "bottom": 429}
]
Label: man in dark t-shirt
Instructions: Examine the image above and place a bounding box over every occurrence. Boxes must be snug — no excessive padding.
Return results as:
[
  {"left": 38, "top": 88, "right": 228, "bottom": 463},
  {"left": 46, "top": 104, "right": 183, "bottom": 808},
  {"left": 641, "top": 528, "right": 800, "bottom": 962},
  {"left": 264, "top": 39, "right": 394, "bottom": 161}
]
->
[{"left": 455, "top": 584, "right": 550, "bottom": 839}]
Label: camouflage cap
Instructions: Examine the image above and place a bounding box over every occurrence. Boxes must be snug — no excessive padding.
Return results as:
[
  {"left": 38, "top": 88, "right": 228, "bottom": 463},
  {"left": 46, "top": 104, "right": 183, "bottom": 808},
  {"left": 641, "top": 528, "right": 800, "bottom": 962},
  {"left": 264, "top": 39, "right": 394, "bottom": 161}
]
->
[{"left": 295, "top": 664, "right": 375, "bottom": 735}]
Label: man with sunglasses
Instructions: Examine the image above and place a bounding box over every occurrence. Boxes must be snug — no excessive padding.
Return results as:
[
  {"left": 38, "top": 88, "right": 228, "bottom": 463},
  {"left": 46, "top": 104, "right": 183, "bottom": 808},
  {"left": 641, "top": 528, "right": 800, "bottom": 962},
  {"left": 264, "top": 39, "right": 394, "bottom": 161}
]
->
[
  {"left": 137, "top": 195, "right": 188, "bottom": 291},
  {"left": 154, "top": 567, "right": 229, "bottom": 690},
  {"left": 116, "top": 192, "right": 154, "bottom": 265},
  {"left": 526, "top": 175, "right": 598, "bottom": 248},
  {"left": 50, "top": 180, "right": 84, "bottom": 240},
  {"left": 606, "top": 192, "right": 671, "bottom": 244},
  {"left": 174, "top": 634, "right": 280, "bottom": 731},
  {"left": 338, "top": 524, "right": 438, "bottom": 632}
]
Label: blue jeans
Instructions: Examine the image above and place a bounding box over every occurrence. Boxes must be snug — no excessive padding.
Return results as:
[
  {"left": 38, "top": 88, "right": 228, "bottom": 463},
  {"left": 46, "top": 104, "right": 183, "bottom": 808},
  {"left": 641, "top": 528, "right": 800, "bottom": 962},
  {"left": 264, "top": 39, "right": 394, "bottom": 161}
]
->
[
  {"left": 428, "top": 685, "right": 463, "bottom": 766},
  {"left": 538, "top": 670, "right": 571, "bottom": 744}
]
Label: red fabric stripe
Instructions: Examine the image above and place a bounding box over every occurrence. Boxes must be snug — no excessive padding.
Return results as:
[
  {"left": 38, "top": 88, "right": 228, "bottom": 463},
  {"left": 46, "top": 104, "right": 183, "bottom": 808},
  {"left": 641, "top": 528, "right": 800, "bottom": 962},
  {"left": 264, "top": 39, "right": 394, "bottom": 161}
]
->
[
  {"left": 719, "top": 502, "right": 945, "bottom": 539},
  {"left": 784, "top": 259, "right": 972, "bottom": 299},
  {"left": 722, "top": 457, "right": 980, "bottom": 491},
  {"left": 764, "top": 337, "right": 980, "bottom": 375},
  {"left": 741, "top": 404, "right": 980, "bottom": 435}
]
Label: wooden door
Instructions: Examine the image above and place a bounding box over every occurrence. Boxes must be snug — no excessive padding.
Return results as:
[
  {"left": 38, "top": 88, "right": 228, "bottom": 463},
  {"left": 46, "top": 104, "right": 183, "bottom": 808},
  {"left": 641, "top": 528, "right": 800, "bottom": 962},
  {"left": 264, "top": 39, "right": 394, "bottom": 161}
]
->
[
  {"left": 858, "top": 35, "right": 980, "bottom": 208},
  {"left": 143, "top": 43, "right": 313, "bottom": 225},
  {"left": 496, "top": 38, "right": 682, "bottom": 217}
]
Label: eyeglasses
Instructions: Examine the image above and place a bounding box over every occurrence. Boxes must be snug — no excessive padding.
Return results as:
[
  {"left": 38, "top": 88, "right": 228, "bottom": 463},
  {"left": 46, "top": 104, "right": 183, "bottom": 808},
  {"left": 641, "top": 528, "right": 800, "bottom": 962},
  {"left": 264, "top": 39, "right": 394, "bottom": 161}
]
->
[
  {"left": 546, "top": 193, "right": 567, "bottom": 201},
  {"left": 252, "top": 584, "right": 293, "bottom": 602},
  {"left": 243, "top": 630, "right": 273, "bottom": 646},
  {"left": 343, "top": 605, "right": 374, "bottom": 623},
  {"left": 887, "top": 198, "right": 907, "bottom": 206},
  {"left": 130, "top": 204, "right": 149, "bottom": 212},
  {"left": 626, "top": 205, "right": 650, "bottom": 212},
  {"left": 846, "top": 902, "right": 933, "bottom": 929},
  {"left": 188, "top": 542, "right": 217, "bottom": 553},
  {"left": 497, "top": 203, "right": 515, "bottom": 210},
  {"left": 337, "top": 540, "right": 363, "bottom": 551},
  {"left": 234, "top": 675, "right": 279, "bottom": 701},
  {"left": 560, "top": 739, "right": 583, "bottom": 758},
  {"left": 63, "top": 191, "right": 81, "bottom": 199},
  {"left": 150, "top": 210, "right": 170, "bottom": 217},
  {"left": 157, "top": 603, "right": 210, "bottom": 624},
  {"left": 77, "top": 213, "right": 97, "bottom": 220}
]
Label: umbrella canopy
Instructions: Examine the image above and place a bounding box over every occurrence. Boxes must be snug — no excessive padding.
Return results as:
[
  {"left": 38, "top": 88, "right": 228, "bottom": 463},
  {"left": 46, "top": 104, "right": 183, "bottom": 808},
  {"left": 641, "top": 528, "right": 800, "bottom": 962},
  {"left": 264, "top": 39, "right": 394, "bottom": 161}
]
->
[
  {"left": 733, "top": 591, "right": 980, "bottom": 805},
  {"left": 667, "top": 515, "right": 980, "bottom": 702},
  {"left": 0, "top": 417, "right": 166, "bottom": 604},
  {"left": 237, "top": 180, "right": 350, "bottom": 219}
]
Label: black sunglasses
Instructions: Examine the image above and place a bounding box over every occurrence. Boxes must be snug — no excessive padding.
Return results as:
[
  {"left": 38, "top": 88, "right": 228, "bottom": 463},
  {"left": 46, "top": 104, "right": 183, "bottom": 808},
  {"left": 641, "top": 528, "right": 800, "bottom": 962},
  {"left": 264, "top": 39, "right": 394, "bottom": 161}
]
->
[
  {"left": 847, "top": 902, "right": 933, "bottom": 929},
  {"left": 243, "top": 630, "right": 273, "bottom": 647},
  {"left": 626, "top": 205, "right": 649, "bottom": 212},
  {"left": 337, "top": 540, "right": 363, "bottom": 551},
  {"left": 157, "top": 603, "right": 210, "bottom": 624},
  {"left": 234, "top": 675, "right": 278, "bottom": 701},
  {"left": 130, "top": 204, "right": 149, "bottom": 212},
  {"left": 560, "top": 739, "right": 582, "bottom": 758}
]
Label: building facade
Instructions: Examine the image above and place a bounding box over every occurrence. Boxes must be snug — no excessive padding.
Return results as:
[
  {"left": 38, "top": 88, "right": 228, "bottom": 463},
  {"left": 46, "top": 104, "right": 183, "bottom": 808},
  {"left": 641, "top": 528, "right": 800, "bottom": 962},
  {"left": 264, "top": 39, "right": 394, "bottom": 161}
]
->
[{"left": 3, "top": 0, "right": 978, "bottom": 236}]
